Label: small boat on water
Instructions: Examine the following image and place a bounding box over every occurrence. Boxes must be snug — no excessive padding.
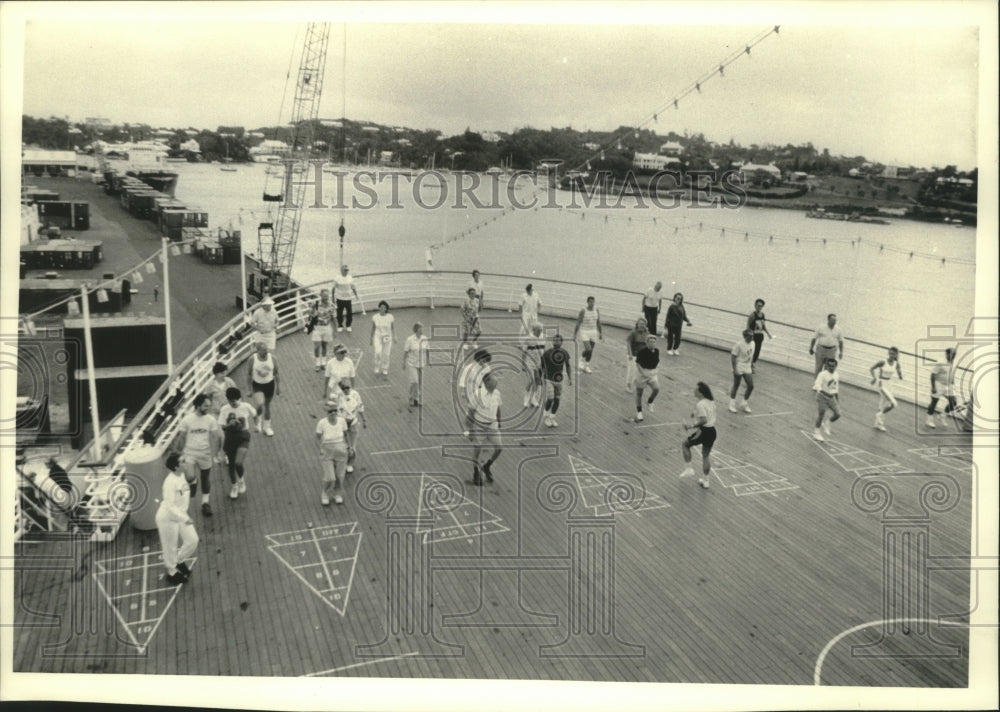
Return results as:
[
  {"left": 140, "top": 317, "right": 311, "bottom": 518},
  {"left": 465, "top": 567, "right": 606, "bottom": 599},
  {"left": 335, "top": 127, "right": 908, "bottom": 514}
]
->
[
  {"left": 806, "top": 209, "right": 889, "bottom": 225},
  {"left": 220, "top": 166, "right": 237, "bottom": 172}
]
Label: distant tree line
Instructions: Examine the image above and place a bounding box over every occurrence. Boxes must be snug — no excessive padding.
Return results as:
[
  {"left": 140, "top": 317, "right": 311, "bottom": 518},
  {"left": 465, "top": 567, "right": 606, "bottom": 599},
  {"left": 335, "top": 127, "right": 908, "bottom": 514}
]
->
[{"left": 21, "top": 114, "right": 976, "bottom": 206}]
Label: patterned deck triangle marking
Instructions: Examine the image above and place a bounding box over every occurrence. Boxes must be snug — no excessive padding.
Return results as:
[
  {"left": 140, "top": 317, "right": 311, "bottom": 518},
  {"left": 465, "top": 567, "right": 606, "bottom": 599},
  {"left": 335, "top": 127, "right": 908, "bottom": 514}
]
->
[
  {"left": 908, "top": 446, "right": 974, "bottom": 474},
  {"left": 267, "top": 524, "right": 362, "bottom": 616},
  {"left": 415, "top": 472, "right": 510, "bottom": 544},
  {"left": 800, "top": 430, "right": 908, "bottom": 476},
  {"left": 92, "top": 549, "right": 197, "bottom": 653},
  {"left": 567, "top": 454, "right": 671, "bottom": 514},
  {"left": 700, "top": 450, "right": 800, "bottom": 496}
]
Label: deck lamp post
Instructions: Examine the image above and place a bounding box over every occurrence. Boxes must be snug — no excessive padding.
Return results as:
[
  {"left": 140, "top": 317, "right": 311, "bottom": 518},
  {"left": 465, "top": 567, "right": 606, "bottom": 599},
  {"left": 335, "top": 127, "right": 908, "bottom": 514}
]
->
[{"left": 338, "top": 220, "right": 346, "bottom": 268}]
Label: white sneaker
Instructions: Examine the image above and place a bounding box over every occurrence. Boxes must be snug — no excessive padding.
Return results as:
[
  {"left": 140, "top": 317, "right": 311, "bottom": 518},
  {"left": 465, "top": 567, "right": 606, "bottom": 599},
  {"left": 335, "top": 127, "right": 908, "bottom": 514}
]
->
[
  {"left": 530, "top": 394, "right": 540, "bottom": 407},
  {"left": 813, "top": 429, "right": 825, "bottom": 442},
  {"left": 728, "top": 400, "right": 738, "bottom": 413},
  {"left": 549, "top": 416, "right": 558, "bottom": 428},
  {"left": 822, "top": 420, "right": 832, "bottom": 436},
  {"left": 337, "top": 327, "right": 344, "bottom": 333},
  {"left": 333, "top": 493, "right": 344, "bottom": 504},
  {"left": 577, "top": 361, "right": 584, "bottom": 371},
  {"left": 524, "top": 394, "right": 531, "bottom": 407},
  {"left": 679, "top": 467, "right": 694, "bottom": 478},
  {"left": 635, "top": 412, "right": 644, "bottom": 422},
  {"left": 346, "top": 327, "right": 352, "bottom": 333},
  {"left": 237, "top": 478, "right": 247, "bottom": 494},
  {"left": 584, "top": 364, "right": 593, "bottom": 374},
  {"left": 264, "top": 421, "right": 275, "bottom": 437},
  {"left": 699, "top": 477, "right": 710, "bottom": 489},
  {"left": 346, "top": 464, "right": 354, "bottom": 474},
  {"left": 875, "top": 423, "right": 887, "bottom": 432},
  {"left": 321, "top": 492, "right": 330, "bottom": 506},
  {"left": 925, "top": 415, "right": 937, "bottom": 429},
  {"left": 230, "top": 484, "right": 239, "bottom": 499},
  {"left": 647, "top": 402, "right": 655, "bottom": 413},
  {"left": 741, "top": 402, "right": 752, "bottom": 413}
]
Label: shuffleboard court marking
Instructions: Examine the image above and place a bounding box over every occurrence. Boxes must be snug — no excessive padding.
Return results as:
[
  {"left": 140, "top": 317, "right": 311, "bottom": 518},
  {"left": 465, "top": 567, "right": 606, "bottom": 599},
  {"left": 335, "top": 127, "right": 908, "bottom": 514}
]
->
[
  {"left": 93, "top": 549, "right": 197, "bottom": 653},
  {"left": 908, "top": 446, "right": 974, "bottom": 474},
  {"left": 267, "top": 523, "right": 362, "bottom": 616},
  {"left": 370, "top": 445, "right": 441, "bottom": 456},
  {"left": 800, "top": 430, "right": 908, "bottom": 477},
  {"left": 634, "top": 420, "right": 684, "bottom": 429},
  {"left": 709, "top": 450, "right": 800, "bottom": 496},
  {"left": 813, "top": 618, "right": 970, "bottom": 685},
  {"left": 416, "top": 472, "right": 509, "bottom": 545},
  {"left": 303, "top": 651, "right": 421, "bottom": 677},
  {"left": 743, "top": 410, "right": 793, "bottom": 418},
  {"left": 567, "top": 454, "right": 670, "bottom": 516}
]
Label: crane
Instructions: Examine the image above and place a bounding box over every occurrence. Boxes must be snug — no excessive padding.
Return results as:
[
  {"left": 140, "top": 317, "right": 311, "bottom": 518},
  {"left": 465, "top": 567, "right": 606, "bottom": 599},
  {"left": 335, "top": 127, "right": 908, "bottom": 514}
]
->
[{"left": 249, "top": 23, "right": 331, "bottom": 299}]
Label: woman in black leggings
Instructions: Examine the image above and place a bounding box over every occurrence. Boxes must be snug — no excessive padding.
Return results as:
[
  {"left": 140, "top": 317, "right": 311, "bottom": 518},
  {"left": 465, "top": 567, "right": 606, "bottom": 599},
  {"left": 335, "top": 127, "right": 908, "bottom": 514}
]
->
[{"left": 664, "top": 292, "right": 692, "bottom": 356}]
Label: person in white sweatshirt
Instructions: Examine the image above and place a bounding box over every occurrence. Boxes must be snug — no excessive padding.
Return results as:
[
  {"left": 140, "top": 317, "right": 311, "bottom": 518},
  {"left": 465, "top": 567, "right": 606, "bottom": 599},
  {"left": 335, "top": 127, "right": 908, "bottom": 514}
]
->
[{"left": 155, "top": 452, "right": 199, "bottom": 586}]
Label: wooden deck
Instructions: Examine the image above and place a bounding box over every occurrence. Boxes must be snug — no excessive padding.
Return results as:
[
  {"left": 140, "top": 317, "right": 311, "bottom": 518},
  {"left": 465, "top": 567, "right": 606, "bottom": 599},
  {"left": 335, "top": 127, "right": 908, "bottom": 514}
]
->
[{"left": 12, "top": 306, "right": 977, "bottom": 687}]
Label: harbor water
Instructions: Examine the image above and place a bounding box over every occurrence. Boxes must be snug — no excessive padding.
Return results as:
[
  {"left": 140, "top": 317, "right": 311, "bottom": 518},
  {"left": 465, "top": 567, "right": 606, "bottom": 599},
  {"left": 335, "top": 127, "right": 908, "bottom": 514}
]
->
[{"left": 174, "top": 162, "right": 976, "bottom": 353}]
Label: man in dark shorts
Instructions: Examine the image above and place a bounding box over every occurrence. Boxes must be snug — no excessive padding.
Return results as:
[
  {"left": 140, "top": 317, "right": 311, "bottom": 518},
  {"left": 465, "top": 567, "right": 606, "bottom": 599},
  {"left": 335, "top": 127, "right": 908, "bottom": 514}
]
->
[
  {"left": 633, "top": 334, "right": 661, "bottom": 422},
  {"left": 541, "top": 333, "right": 573, "bottom": 428}
]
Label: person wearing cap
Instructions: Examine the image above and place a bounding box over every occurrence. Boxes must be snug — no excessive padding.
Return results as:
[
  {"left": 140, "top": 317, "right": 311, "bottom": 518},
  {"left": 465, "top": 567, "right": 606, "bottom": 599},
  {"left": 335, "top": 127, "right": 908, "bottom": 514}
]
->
[
  {"left": 170, "top": 393, "right": 222, "bottom": 517},
  {"left": 335, "top": 378, "right": 367, "bottom": 474},
  {"left": 332, "top": 264, "right": 360, "bottom": 333},
  {"left": 155, "top": 452, "right": 198, "bottom": 585},
  {"left": 250, "top": 297, "right": 278, "bottom": 353},
  {"left": 315, "top": 402, "right": 349, "bottom": 505},
  {"left": 402, "top": 322, "right": 429, "bottom": 407},
  {"left": 518, "top": 283, "right": 540, "bottom": 334},
  {"left": 729, "top": 329, "right": 756, "bottom": 413},
  {"left": 324, "top": 343, "right": 356, "bottom": 398},
  {"left": 248, "top": 339, "right": 280, "bottom": 437}
]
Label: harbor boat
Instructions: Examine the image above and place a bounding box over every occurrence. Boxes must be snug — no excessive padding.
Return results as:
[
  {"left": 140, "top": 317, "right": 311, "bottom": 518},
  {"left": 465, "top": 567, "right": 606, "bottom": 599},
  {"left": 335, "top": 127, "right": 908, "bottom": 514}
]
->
[
  {"left": 805, "top": 209, "right": 889, "bottom": 225},
  {"left": 220, "top": 166, "right": 238, "bottom": 172}
]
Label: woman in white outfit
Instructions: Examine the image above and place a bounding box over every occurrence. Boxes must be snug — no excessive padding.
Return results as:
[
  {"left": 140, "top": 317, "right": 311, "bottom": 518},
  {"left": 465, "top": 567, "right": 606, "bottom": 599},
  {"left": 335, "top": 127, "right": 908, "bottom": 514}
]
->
[
  {"left": 370, "top": 300, "right": 396, "bottom": 376},
  {"left": 155, "top": 452, "right": 199, "bottom": 585}
]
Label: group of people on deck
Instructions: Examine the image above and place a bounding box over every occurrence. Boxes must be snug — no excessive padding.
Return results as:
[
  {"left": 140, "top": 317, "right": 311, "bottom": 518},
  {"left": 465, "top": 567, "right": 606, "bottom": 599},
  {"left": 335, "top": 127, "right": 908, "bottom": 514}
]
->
[{"left": 155, "top": 267, "right": 963, "bottom": 586}]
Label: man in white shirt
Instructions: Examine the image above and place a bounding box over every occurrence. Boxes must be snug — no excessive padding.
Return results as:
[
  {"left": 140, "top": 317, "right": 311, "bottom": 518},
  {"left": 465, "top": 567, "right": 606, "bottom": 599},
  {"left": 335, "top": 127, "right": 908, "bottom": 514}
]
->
[
  {"left": 466, "top": 372, "right": 502, "bottom": 486},
  {"left": 402, "top": 322, "right": 429, "bottom": 407},
  {"left": 729, "top": 329, "right": 755, "bottom": 413},
  {"left": 518, "top": 283, "right": 541, "bottom": 332},
  {"left": 809, "top": 313, "right": 844, "bottom": 375},
  {"left": 332, "top": 264, "right": 361, "bottom": 333},
  {"left": 172, "top": 393, "right": 222, "bottom": 517},
  {"left": 641, "top": 281, "right": 663, "bottom": 335},
  {"left": 812, "top": 358, "right": 841, "bottom": 441}
]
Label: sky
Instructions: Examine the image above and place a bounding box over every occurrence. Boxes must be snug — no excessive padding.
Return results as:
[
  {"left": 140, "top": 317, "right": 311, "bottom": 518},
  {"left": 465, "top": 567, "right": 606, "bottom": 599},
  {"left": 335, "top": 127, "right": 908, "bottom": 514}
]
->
[{"left": 4, "top": 1, "right": 994, "bottom": 171}]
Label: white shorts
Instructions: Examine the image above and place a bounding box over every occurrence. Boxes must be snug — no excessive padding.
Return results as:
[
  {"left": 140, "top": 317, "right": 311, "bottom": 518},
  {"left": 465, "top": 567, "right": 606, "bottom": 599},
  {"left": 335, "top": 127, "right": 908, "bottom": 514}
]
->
[
  {"left": 578, "top": 330, "right": 599, "bottom": 344},
  {"left": 878, "top": 382, "right": 897, "bottom": 409},
  {"left": 311, "top": 323, "right": 333, "bottom": 343}
]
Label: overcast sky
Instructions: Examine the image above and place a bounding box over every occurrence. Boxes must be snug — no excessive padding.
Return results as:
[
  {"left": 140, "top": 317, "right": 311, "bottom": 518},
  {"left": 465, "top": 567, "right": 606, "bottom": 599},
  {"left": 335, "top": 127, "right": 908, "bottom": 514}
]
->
[{"left": 6, "top": 2, "right": 995, "bottom": 170}]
